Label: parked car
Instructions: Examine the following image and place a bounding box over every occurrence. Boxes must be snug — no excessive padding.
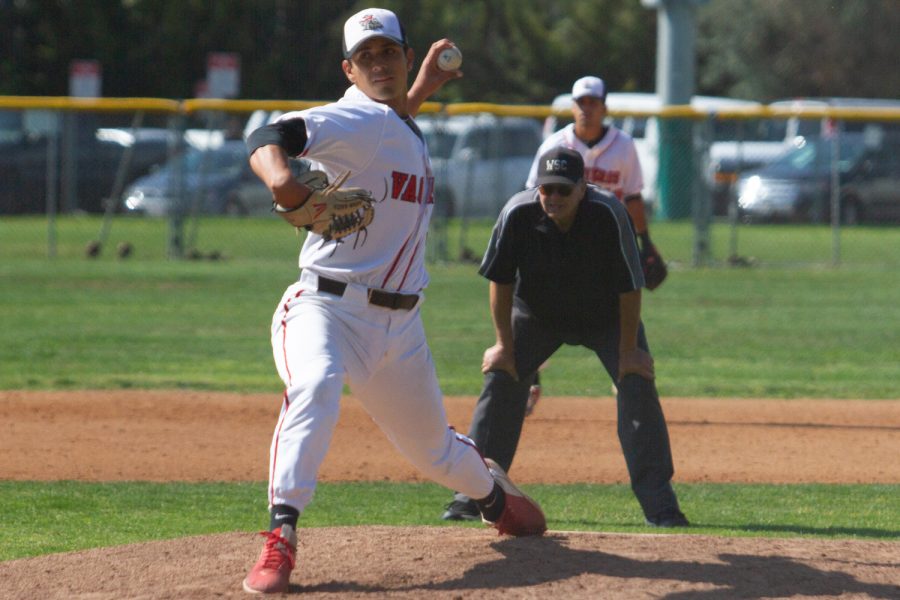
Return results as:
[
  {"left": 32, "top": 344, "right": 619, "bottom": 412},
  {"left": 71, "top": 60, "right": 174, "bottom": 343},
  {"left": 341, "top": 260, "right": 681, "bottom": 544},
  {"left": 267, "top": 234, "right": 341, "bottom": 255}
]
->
[
  {"left": 418, "top": 114, "right": 543, "bottom": 217},
  {"left": 543, "top": 93, "right": 789, "bottom": 215},
  {"left": 122, "top": 140, "right": 297, "bottom": 216},
  {"left": 0, "top": 110, "right": 172, "bottom": 214},
  {"left": 736, "top": 129, "right": 900, "bottom": 224}
]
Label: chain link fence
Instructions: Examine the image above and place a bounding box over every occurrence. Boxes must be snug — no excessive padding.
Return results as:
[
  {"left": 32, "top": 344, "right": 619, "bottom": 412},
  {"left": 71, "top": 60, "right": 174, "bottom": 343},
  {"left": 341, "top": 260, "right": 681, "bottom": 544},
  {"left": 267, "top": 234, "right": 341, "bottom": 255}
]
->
[{"left": 2, "top": 96, "right": 899, "bottom": 268}]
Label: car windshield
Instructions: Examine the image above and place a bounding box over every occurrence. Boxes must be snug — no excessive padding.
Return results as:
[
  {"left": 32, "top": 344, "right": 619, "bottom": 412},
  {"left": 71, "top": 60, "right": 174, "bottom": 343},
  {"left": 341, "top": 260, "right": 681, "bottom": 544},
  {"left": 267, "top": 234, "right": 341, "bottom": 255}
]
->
[
  {"left": 768, "top": 135, "right": 867, "bottom": 173},
  {"left": 713, "top": 118, "right": 786, "bottom": 143},
  {"left": 423, "top": 129, "right": 458, "bottom": 159},
  {"left": 609, "top": 116, "right": 648, "bottom": 139},
  {"left": 0, "top": 110, "right": 22, "bottom": 143},
  {"left": 171, "top": 145, "right": 246, "bottom": 176}
]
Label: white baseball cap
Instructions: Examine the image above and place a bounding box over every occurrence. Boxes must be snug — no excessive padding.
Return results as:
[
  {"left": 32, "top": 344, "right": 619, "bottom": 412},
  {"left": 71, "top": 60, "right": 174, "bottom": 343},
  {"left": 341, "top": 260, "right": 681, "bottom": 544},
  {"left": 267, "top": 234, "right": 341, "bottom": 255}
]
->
[
  {"left": 572, "top": 76, "right": 607, "bottom": 101},
  {"left": 343, "top": 8, "right": 407, "bottom": 58}
]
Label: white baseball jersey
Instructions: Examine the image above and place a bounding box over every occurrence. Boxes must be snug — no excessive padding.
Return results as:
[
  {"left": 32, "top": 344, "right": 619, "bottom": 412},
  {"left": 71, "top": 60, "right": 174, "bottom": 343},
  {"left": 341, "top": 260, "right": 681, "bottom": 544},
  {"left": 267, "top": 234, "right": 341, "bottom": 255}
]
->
[
  {"left": 526, "top": 123, "right": 643, "bottom": 201},
  {"left": 263, "top": 86, "right": 494, "bottom": 515},
  {"left": 276, "top": 85, "right": 434, "bottom": 294}
]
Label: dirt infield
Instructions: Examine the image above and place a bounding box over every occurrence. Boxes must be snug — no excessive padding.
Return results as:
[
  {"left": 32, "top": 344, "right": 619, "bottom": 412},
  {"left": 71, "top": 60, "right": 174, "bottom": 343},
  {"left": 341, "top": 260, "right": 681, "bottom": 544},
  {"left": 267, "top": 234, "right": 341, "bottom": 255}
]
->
[{"left": 1, "top": 390, "right": 899, "bottom": 598}]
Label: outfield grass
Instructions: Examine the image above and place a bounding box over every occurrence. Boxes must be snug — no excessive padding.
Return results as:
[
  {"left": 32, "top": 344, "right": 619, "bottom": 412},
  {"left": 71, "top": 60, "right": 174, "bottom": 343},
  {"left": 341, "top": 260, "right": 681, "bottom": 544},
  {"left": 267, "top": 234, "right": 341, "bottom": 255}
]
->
[
  {"left": 1, "top": 481, "right": 897, "bottom": 561},
  {"left": 1, "top": 216, "right": 898, "bottom": 397}
]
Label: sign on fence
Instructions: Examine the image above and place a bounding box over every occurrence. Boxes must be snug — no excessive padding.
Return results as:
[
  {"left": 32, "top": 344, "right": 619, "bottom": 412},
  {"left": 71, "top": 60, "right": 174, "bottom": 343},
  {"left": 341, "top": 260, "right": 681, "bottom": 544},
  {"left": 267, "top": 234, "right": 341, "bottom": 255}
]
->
[
  {"left": 69, "top": 60, "right": 102, "bottom": 98},
  {"left": 206, "top": 52, "right": 240, "bottom": 99}
]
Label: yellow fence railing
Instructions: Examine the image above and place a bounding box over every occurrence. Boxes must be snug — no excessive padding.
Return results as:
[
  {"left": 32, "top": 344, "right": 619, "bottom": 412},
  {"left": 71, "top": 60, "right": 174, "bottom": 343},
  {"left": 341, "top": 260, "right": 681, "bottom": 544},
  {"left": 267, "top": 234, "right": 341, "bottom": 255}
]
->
[{"left": 2, "top": 95, "right": 899, "bottom": 123}]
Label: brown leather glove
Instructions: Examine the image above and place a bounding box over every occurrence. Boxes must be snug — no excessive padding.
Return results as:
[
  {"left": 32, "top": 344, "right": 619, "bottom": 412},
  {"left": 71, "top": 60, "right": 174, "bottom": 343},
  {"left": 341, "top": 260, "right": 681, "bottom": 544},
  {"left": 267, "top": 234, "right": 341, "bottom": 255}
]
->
[{"left": 638, "top": 233, "right": 668, "bottom": 291}]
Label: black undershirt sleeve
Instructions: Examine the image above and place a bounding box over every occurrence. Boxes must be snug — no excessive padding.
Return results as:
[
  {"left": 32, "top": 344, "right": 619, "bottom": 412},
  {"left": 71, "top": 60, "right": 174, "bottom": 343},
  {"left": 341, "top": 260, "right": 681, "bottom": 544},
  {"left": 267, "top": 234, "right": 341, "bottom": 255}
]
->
[{"left": 245, "top": 118, "right": 308, "bottom": 157}]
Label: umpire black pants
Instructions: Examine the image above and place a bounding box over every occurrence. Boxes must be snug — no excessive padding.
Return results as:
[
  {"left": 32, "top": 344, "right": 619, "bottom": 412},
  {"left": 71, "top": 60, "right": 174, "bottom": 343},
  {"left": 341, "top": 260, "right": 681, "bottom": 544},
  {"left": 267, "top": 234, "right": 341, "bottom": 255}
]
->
[{"left": 466, "top": 307, "right": 681, "bottom": 519}]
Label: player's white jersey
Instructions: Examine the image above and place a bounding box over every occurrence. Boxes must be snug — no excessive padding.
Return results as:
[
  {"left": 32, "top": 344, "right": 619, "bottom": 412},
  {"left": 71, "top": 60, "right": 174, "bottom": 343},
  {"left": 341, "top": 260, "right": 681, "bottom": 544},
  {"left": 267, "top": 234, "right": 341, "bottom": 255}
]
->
[
  {"left": 275, "top": 86, "right": 434, "bottom": 294},
  {"left": 526, "top": 124, "right": 643, "bottom": 200}
]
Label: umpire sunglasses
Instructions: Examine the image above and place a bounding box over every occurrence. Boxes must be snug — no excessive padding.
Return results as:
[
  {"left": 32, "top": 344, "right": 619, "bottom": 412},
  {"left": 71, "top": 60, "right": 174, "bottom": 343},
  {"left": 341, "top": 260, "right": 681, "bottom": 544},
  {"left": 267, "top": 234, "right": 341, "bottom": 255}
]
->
[{"left": 539, "top": 183, "right": 575, "bottom": 197}]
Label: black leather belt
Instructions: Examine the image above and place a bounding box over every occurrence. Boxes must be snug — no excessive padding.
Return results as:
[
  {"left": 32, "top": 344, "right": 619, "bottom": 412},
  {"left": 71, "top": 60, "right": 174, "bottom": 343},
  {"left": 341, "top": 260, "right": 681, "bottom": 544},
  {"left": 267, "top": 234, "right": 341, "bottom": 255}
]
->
[{"left": 317, "top": 276, "right": 419, "bottom": 311}]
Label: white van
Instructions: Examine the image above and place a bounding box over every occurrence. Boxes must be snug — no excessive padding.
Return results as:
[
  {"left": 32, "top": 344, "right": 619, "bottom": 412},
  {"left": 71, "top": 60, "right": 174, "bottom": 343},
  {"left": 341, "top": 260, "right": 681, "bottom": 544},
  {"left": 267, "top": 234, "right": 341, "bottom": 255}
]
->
[{"left": 544, "top": 93, "right": 792, "bottom": 215}]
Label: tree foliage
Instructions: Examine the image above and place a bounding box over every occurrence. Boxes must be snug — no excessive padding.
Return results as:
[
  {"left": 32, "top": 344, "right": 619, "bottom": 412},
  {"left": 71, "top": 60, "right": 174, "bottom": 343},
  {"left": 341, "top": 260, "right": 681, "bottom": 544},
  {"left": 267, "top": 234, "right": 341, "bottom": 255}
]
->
[
  {"left": 1, "top": 0, "right": 897, "bottom": 103},
  {"left": 696, "top": 0, "right": 900, "bottom": 101}
]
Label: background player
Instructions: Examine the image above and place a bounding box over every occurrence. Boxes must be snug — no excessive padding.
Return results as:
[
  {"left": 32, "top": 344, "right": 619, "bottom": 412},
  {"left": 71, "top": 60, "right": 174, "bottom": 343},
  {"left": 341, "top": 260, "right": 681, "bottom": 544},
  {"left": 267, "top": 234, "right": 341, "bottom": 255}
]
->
[
  {"left": 242, "top": 7, "right": 545, "bottom": 594},
  {"left": 441, "top": 147, "right": 687, "bottom": 529},
  {"left": 523, "top": 75, "right": 668, "bottom": 411}
]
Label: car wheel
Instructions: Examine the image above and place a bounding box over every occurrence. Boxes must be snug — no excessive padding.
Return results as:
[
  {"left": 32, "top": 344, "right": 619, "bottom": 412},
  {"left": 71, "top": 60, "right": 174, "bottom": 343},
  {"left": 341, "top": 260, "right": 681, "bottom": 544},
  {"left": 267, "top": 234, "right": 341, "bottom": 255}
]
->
[{"left": 223, "top": 195, "right": 248, "bottom": 217}]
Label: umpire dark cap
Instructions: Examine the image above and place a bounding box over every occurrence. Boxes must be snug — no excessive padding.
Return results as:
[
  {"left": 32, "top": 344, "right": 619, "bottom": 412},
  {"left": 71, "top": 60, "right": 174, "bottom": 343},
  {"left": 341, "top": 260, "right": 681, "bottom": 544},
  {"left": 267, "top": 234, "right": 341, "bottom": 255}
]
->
[
  {"left": 343, "top": 8, "right": 408, "bottom": 58},
  {"left": 535, "top": 147, "right": 584, "bottom": 186}
]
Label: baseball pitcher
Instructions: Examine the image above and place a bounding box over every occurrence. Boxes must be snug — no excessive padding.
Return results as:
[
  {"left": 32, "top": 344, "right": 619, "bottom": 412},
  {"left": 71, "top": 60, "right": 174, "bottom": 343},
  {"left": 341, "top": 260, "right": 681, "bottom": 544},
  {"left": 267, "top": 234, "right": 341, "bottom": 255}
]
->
[{"left": 241, "top": 8, "right": 545, "bottom": 595}]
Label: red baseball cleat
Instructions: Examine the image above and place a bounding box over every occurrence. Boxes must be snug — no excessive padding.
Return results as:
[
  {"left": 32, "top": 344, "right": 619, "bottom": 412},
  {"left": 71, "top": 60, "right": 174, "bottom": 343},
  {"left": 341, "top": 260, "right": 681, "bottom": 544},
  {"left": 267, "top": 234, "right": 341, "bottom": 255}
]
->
[
  {"left": 482, "top": 458, "right": 547, "bottom": 536},
  {"left": 242, "top": 524, "right": 297, "bottom": 594}
]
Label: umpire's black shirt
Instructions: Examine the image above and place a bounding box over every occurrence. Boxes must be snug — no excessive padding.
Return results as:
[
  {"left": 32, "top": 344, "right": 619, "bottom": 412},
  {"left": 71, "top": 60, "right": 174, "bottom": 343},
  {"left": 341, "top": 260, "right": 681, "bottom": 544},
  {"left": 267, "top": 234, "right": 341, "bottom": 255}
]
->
[{"left": 479, "top": 185, "right": 645, "bottom": 335}]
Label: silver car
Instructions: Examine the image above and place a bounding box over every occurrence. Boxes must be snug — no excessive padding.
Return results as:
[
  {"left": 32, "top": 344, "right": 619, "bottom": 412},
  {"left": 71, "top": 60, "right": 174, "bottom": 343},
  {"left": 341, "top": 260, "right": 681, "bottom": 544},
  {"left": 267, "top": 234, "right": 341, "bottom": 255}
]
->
[
  {"left": 418, "top": 114, "right": 543, "bottom": 218},
  {"left": 122, "top": 140, "right": 308, "bottom": 217},
  {"left": 736, "top": 129, "right": 900, "bottom": 224}
]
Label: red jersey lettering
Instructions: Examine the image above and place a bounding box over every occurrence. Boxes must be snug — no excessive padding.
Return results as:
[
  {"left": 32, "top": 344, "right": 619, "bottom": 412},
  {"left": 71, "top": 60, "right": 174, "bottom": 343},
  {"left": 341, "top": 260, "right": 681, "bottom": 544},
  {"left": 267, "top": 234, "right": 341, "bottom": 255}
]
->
[
  {"left": 402, "top": 174, "right": 418, "bottom": 202},
  {"left": 391, "top": 171, "right": 410, "bottom": 198}
]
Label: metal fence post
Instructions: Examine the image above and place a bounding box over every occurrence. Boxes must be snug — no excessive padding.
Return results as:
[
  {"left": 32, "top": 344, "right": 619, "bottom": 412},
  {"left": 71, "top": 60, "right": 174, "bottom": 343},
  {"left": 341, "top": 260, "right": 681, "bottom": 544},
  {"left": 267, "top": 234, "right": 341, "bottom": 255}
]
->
[
  {"left": 45, "top": 111, "right": 60, "bottom": 258},
  {"left": 692, "top": 116, "right": 712, "bottom": 266},
  {"left": 167, "top": 113, "right": 187, "bottom": 259},
  {"left": 830, "top": 121, "right": 842, "bottom": 267}
]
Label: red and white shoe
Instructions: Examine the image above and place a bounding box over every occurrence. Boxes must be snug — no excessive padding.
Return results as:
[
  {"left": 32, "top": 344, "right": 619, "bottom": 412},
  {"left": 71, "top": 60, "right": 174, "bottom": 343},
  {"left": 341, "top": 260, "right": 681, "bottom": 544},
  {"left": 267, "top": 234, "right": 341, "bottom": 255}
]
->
[
  {"left": 482, "top": 458, "right": 547, "bottom": 536},
  {"left": 242, "top": 524, "right": 297, "bottom": 594}
]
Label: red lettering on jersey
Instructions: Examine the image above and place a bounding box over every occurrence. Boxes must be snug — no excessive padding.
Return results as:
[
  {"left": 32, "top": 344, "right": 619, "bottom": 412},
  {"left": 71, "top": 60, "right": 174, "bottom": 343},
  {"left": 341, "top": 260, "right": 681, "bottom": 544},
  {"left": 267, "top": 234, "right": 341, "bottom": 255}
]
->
[
  {"left": 402, "top": 174, "right": 418, "bottom": 202},
  {"left": 390, "top": 171, "right": 434, "bottom": 204},
  {"left": 391, "top": 171, "right": 409, "bottom": 198},
  {"left": 586, "top": 167, "right": 621, "bottom": 186}
]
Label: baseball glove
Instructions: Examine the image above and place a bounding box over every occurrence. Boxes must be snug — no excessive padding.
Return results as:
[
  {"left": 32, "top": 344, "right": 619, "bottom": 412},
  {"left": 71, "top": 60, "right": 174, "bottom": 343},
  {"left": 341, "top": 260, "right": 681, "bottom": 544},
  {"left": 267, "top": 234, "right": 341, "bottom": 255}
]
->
[
  {"left": 638, "top": 234, "right": 668, "bottom": 290},
  {"left": 274, "top": 170, "right": 374, "bottom": 242}
]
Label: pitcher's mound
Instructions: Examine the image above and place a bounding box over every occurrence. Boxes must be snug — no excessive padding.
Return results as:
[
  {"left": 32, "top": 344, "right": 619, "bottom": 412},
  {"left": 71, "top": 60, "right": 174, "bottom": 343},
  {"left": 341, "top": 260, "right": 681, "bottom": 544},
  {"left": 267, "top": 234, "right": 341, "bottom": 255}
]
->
[{"left": 1, "top": 526, "right": 897, "bottom": 599}]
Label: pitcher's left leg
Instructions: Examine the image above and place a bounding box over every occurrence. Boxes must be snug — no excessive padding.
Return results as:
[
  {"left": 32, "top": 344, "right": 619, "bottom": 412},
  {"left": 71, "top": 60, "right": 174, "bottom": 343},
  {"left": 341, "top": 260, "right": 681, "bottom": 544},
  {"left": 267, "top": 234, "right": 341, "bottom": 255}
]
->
[{"left": 353, "top": 312, "right": 494, "bottom": 501}]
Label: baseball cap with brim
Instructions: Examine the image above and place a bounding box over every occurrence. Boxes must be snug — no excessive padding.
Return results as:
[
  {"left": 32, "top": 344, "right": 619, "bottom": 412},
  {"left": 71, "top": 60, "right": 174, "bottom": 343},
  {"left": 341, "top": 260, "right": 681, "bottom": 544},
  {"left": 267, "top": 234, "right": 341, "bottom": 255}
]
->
[
  {"left": 343, "top": 8, "right": 407, "bottom": 58},
  {"left": 535, "top": 147, "right": 584, "bottom": 186},
  {"left": 571, "top": 76, "right": 607, "bottom": 101}
]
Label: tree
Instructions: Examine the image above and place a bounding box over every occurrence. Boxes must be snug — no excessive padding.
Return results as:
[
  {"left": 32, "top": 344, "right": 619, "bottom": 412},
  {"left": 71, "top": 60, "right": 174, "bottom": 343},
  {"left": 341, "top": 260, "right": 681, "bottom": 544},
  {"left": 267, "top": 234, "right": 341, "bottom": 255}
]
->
[
  {"left": 2, "top": 0, "right": 897, "bottom": 103},
  {"left": 697, "top": 0, "right": 900, "bottom": 101}
]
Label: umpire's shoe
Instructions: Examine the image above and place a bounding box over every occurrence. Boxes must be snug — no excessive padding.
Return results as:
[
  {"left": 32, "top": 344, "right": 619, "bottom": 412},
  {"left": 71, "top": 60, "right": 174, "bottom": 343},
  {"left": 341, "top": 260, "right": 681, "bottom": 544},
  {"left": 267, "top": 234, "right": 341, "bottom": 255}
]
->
[
  {"left": 242, "top": 524, "right": 297, "bottom": 594},
  {"left": 482, "top": 458, "right": 547, "bottom": 536},
  {"left": 645, "top": 507, "right": 690, "bottom": 528},
  {"left": 441, "top": 493, "right": 480, "bottom": 521}
]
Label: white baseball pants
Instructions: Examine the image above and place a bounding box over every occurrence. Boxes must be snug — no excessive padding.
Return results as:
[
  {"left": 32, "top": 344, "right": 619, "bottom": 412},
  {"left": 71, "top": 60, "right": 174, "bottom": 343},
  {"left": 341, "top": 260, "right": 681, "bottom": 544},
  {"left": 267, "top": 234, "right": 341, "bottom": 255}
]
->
[{"left": 266, "top": 273, "right": 494, "bottom": 513}]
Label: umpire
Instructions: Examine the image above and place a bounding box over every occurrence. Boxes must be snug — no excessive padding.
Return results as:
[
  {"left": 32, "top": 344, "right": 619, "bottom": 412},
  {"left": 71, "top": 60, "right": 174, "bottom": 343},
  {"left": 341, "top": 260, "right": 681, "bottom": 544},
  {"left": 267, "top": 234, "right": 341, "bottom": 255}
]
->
[{"left": 442, "top": 147, "right": 688, "bottom": 527}]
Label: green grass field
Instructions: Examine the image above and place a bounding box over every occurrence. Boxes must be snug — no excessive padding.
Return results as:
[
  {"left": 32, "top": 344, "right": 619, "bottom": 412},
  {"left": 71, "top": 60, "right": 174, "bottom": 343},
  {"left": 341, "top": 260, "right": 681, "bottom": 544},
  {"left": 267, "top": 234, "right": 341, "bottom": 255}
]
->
[
  {"left": 2, "top": 216, "right": 898, "bottom": 397},
  {"left": 2, "top": 481, "right": 898, "bottom": 561},
  {"left": 1, "top": 216, "right": 898, "bottom": 561}
]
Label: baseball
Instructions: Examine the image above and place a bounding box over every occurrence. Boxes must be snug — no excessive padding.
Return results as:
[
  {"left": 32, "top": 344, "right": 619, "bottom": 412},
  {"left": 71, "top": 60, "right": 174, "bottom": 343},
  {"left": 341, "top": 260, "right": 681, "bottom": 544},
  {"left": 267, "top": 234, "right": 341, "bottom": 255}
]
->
[{"left": 437, "top": 46, "right": 462, "bottom": 71}]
